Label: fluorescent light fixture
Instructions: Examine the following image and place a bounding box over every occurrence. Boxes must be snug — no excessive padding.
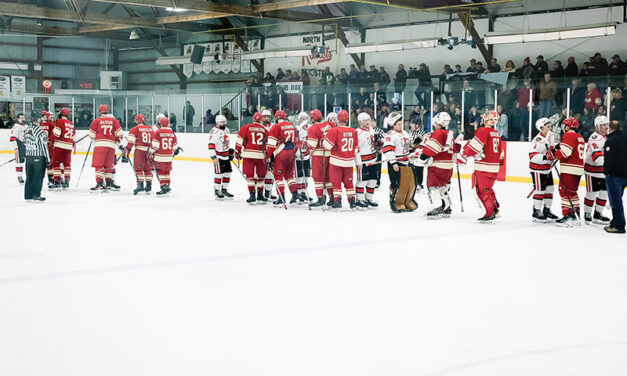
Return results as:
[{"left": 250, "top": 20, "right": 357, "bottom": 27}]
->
[
  {"left": 241, "top": 47, "right": 312, "bottom": 60},
  {"left": 484, "top": 22, "right": 616, "bottom": 44},
  {"left": 165, "top": 7, "right": 188, "bottom": 12},
  {"left": 343, "top": 38, "right": 439, "bottom": 54}
]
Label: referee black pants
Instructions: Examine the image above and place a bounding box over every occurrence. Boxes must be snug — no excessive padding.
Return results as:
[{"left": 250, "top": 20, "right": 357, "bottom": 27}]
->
[{"left": 25, "top": 156, "right": 46, "bottom": 200}]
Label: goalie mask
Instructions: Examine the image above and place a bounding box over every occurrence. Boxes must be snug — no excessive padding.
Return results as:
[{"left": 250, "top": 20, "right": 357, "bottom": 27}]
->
[
  {"left": 434, "top": 112, "right": 451, "bottom": 129},
  {"left": 482, "top": 110, "right": 500, "bottom": 128}
]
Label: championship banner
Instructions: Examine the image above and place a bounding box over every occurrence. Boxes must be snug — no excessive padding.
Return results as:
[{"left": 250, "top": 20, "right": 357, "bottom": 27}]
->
[
  {"left": 211, "top": 43, "right": 222, "bottom": 74},
  {"left": 202, "top": 44, "right": 213, "bottom": 74},
  {"left": 11, "top": 76, "right": 25, "bottom": 98},
  {"left": 0, "top": 76, "right": 9, "bottom": 98},
  {"left": 183, "top": 45, "right": 193, "bottom": 78},
  {"left": 232, "top": 46, "right": 241, "bottom": 73}
]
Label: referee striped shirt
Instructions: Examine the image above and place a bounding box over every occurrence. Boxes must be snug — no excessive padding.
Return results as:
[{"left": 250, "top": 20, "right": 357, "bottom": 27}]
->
[{"left": 24, "top": 123, "right": 50, "bottom": 162}]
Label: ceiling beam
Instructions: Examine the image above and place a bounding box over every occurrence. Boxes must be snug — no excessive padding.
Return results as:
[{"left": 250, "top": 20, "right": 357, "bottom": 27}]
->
[
  {"left": 78, "top": 11, "right": 229, "bottom": 32},
  {"left": 318, "top": 4, "right": 362, "bottom": 67},
  {"left": 456, "top": 10, "right": 491, "bottom": 64}
]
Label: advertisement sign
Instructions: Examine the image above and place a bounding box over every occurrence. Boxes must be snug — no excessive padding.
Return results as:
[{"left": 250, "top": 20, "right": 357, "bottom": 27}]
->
[
  {"left": 11, "top": 76, "right": 25, "bottom": 98},
  {"left": 0, "top": 76, "right": 9, "bottom": 98}
]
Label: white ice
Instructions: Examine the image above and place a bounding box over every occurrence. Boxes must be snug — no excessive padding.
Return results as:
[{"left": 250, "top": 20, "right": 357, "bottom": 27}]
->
[{"left": 1, "top": 155, "right": 626, "bottom": 376}]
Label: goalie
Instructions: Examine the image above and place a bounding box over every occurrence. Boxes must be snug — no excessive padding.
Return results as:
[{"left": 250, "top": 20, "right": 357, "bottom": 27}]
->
[{"left": 382, "top": 112, "right": 417, "bottom": 213}]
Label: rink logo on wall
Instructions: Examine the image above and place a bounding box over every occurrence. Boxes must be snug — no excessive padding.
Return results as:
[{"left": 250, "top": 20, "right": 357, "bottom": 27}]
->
[
  {"left": 182, "top": 39, "right": 261, "bottom": 78},
  {"left": 301, "top": 34, "right": 335, "bottom": 67}
]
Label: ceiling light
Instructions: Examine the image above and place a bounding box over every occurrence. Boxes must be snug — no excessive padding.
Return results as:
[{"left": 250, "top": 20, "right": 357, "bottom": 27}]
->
[
  {"left": 343, "top": 38, "right": 439, "bottom": 54},
  {"left": 241, "top": 47, "right": 312, "bottom": 60},
  {"left": 484, "top": 22, "right": 616, "bottom": 45},
  {"left": 129, "top": 29, "right": 139, "bottom": 40},
  {"left": 165, "top": 7, "right": 188, "bottom": 12}
]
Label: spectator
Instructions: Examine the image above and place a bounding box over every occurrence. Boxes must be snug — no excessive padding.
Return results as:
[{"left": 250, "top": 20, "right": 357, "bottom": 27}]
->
[
  {"left": 379, "top": 102, "right": 390, "bottom": 124},
  {"left": 439, "top": 64, "right": 453, "bottom": 97},
  {"left": 509, "top": 101, "right": 525, "bottom": 141},
  {"left": 336, "top": 68, "right": 349, "bottom": 85},
  {"left": 603, "top": 120, "right": 627, "bottom": 233},
  {"left": 609, "top": 54, "right": 626, "bottom": 88},
  {"left": 354, "top": 87, "right": 368, "bottom": 108},
  {"left": 364, "top": 92, "right": 376, "bottom": 109},
  {"left": 504, "top": 60, "right": 515, "bottom": 73},
  {"left": 323, "top": 66, "right": 334, "bottom": 87},
  {"left": 222, "top": 108, "right": 235, "bottom": 121},
  {"left": 408, "top": 106, "right": 421, "bottom": 125},
  {"left": 348, "top": 64, "right": 359, "bottom": 87},
  {"left": 447, "top": 102, "right": 462, "bottom": 137},
  {"left": 454, "top": 64, "right": 463, "bottom": 74},
  {"left": 565, "top": 56, "right": 579, "bottom": 77},
  {"left": 183, "top": 100, "right": 195, "bottom": 130},
  {"left": 580, "top": 62, "right": 594, "bottom": 84},
  {"left": 475, "top": 61, "right": 485, "bottom": 74},
  {"left": 517, "top": 78, "right": 536, "bottom": 109},
  {"left": 424, "top": 103, "right": 439, "bottom": 132},
  {"left": 462, "top": 79, "right": 476, "bottom": 111},
  {"left": 276, "top": 68, "right": 285, "bottom": 81},
  {"left": 379, "top": 66, "right": 391, "bottom": 93},
  {"left": 359, "top": 65, "right": 369, "bottom": 87},
  {"left": 394, "top": 64, "right": 407, "bottom": 99},
  {"left": 552, "top": 60, "right": 566, "bottom": 107},
  {"left": 466, "top": 59, "right": 477, "bottom": 73},
  {"left": 580, "top": 107, "right": 595, "bottom": 140},
  {"left": 570, "top": 77, "right": 586, "bottom": 118},
  {"left": 538, "top": 73, "right": 557, "bottom": 118},
  {"left": 534, "top": 55, "right": 549, "bottom": 79},
  {"left": 610, "top": 88, "right": 625, "bottom": 125},
  {"left": 368, "top": 65, "right": 379, "bottom": 85},
  {"left": 169, "top": 113, "right": 178, "bottom": 131},
  {"left": 592, "top": 52, "right": 609, "bottom": 77},
  {"left": 516, "top": 57, "right": 535, "bottom": 79},
  {"left": 489, "top": 58, "right": 501, "bottom": 73},
  {"left": 373, "top": 83, "right": 386, "bottom": 103},
  {"left": 290, "top": 70, "right": 300, "bottom": 80},
  {"left": 204, "top": 109, "right": 215, "bottom": 127},
  {"left": 584, "top": 82, "right": 602, "bottom": 111},
  {"left": 390, "top": 97, "right": 401, "bottom": 112},
  {"left": 414, "top": 63, "right": 432, "bottom": 108},
  {"left": 495, "top": 104, "right": 508, "bottom": 139},
  {"left": 465, "top": 105, "right": 481, "bottom": 139}
]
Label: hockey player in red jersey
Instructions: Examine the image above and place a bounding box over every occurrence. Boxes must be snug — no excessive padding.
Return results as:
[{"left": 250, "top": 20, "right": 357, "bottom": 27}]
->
[
  {"left": 124, "top": 114, "right": 155, "bottom": 195},
  {"left": 528, "top": 117, "right": 559, "bottom": 222},
  {"left": 260, "top": 109, "right": 275, "bottom": 200},
  {"left": 208, "top": 114, "right": 234, "bottom": 199},
  {"left": 49, "top": 108, "right": 75, "bottom": 189},
  {"left": 583, "top": 115, "right": 610, "bottom": 225},
  {"left": 323, "top": 110, "right": 359, "bottom": 209},
  {"left": 266, "top": 109, "right": 298, "bottom": 205},
  {"left": 150, "top": 117, "right": 179, "bottom": 196},
  {"left": 458, "top": 110, "right": 504, "bottom": 222},
  {"left": 419, "top": 112, "right": 455, "bottom": 219},
  {"left": 306, "top": 109, "right": 335, "bottom": 207},
  {"left": 89, "top": 104, "right": 123, "bottom": 193},
  {"left": 235, "top": 112, "right": 268, "bottom": 204},
  {"left": 40, "top": 111, "right": 55, "bottom": 186},
  {"left": 553, "top": 117, "right": 585, "bottom": 227}
]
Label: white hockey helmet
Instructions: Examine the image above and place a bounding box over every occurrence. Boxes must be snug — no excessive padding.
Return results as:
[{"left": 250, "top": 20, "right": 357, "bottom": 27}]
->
[
  {"left": 261, "top": 109, "right": 272, "bottom": 117},
  {"left": 298, "top": 111, "right": 309, "bottom": 120},
  {"left": 535, "top": 117, "right": 551, "bottom": 132},
  {"left": 215, "top": 114, "right": 227, "bottom": 125},
  {"left": 387, "top": 112, "right": 402, "bottom": 128},
  {"left": 156, "top": 113, "right": 166, "bottom": 122},
  {"left": 594, "top": 115, "right": 609, "bottom": 130},
  {"left": 327, "top": 112, "right": 338, "bottom": 121},
  {"left": 434, "top": 112, "right": 451, "bottom": 128},
  {"left": 357, "top": 112, "right": 371, "bottom": 124}
]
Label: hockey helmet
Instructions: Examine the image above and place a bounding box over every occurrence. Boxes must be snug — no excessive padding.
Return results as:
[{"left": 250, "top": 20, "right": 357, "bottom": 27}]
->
[
  {"left": 387, "top": 112, "right": 402, "bottom": 128},
  {"left": 357, "top": 112, "right": 371, "bottom": 124},
  {"left": 215, "top": 114, "right": 227, "bottom": 125},
  {"left": 156, "top": 113, "right": 166, "bottom": 121},
  {"left": 253, "top": 112, "right": 263, "bottom": 123},
  {"left": 159, "top": 117, "right": 169, "bottom": 127},
  {"left": 562, "top": 117, "right": 579, "bottom": 130},
  {"left": 594, "top": 115, "right": 609, "bottom": 130},
  {"left": 98, "top": 104, "right": 109, "bottom": 114},
  {"left": 60, "top": 108, "right": 70, "bottom": 116},
  {"left": 327, "top": 112, "right": 338, "bottom": 121},
  {"left": 337, "top": 110, "right": 349, "bottom": 123},
  {"left": 482, "top": 110, "right": 500, "bottom": 127},
  {"left": 298, "top": 111, "right": 309, "bottom": 120},
  {"left": 275, "top": 110, "right": 286, "bottom": 120},
  {"left": 535, "top": 117, "right": 551, "bottom": 132},
  {"left": 309, "top": 109, "right": 323, "bottom": 122},
  {"left": 134, "top": 113, "right": 146, "bottom": 124},
  {"left": 434, "top": 112, "right": 452, "bottom": 128},
  {"left": 261, "top": 109, "right": 272, "bottom": 117}
]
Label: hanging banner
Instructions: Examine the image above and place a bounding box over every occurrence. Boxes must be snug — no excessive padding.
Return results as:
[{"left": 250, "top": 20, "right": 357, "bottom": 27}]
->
[
  {"left": 232, "top": 46, "right": 241, "bottom": 73},
  {"left": 0, "top": 76, "right": 9, "bottom": 98},
  {"left": 193, "top": 64, "right": 203, "bottom": 75},
  {"left": 11, "top": 76, "right": 25, "bottom": 98},
  {"left": 202, "top": 45, "right": 213, "bottom": 74},
  {"left": 211, "top": 43, "right": 223, "bottom": 74},
  {"left": 183, "top": 44, "right": 193, "bottom": 78}
]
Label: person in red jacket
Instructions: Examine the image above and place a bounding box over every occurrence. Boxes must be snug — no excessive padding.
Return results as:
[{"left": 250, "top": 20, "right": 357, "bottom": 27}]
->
[
  {"left": 39, "top": 111, "right": 55, "bottom": 186},
  {"left": 235, "top": 112, "right": 268, "bottom": 204},
  {"left": 49, "top": 108, "right": 75, "bottom": 189},
  {"left": 554, "top": 117, "right": 585, "bottom": 227},
  {"left": 89, "top": 104, "right": 123, "bottom": 192},
  {"left": 150, "top": 117, "right": 179, "bottom": 196},
  {"left": 266, "top": 110, "right": 298, "bottom": 205},
  {"left": 323, "top": 110, "right": 359, "bottom": 209},
  {"left": 458, "top": 110, "right": 504, "bottom": 222},
  {"left": 124, "top": 114, "right": 155, "bottom": 195}
]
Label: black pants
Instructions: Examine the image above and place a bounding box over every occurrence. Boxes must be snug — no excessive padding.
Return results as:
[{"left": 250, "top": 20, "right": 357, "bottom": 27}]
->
[
  {"left": 412, "top": 165, "right": 424, "bottom": 187},
  {"left": 25, "top": 156, "right": 46, "bottom": 200}
]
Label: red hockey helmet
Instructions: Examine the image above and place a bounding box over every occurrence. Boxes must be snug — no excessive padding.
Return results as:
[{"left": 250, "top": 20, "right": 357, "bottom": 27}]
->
[
  {"left": 562, "top": 117, "right": 579, "bottom": 130},
  {"left": 337, "top": 110, "right": 349, "bottom": 123},
  {"left": 134, "top": 113, "right": 146, "bottom": 124},
  {"left": 159, "top": 117, "right": 170, "bottom": 127},
  {"left": 275, "top": 110, "right": 286, "bottom": 120},
  {"left": 98, "top": 104, "right": 109, "bottom": 114},
  {"left": 60, "top": 108, "right": 70, "bottom": 116},
  {"left": 253, "top": 112, "right": 263, "bottom": 123},
  {"left": 482, "top": 110, "right": 500, "bottom": 128},
  {"left": 309, "top": 109, "right": 323, "bottom": 121}
]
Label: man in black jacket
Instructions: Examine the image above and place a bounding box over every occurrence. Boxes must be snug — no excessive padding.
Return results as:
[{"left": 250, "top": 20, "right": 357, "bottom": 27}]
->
[{"left": 603, "top": 120, "right": 627, "bottom": 233}]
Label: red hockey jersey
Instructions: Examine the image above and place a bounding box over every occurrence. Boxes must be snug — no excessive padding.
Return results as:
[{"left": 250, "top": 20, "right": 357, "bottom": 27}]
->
[
  {"left": 127, "top": 124, "right": 154, "bottom": 152},
  {"left": 422, "top": 128, "right": 454, "bottom": 170},
  {"left": 462, "top": 126, "right": 503, "bottom": 173},
  {"left": 266, "top": 121, "right": 296, "bottom": 157},
  {"left": 323, "top": 125, "right": 359, "bottom": 167},
  {"left": 235, "top": 123, "right": 267, "bottom": 160},
  {"left": 40, "top": 121, "right": 54, "bottom": 139},
  {"left": 89, "top": 115, "right": 123, "bottom": 148},
  {"left": 50, "top": 118, "right": 76, "bottom": 150},
  {"left": 151, "top": 128, "right": 178, "bottom": 163},
  {"left": 306, "top": 121, "right": 334, "bottom": 157},
  {"left": 555, "top": 130, "right": 584, "bottom": 175}
]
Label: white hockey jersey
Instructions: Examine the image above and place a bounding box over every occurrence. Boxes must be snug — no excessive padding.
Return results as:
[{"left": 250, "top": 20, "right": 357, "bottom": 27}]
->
[
  {"left": 382, "top": 129, "right": 411, "bottom": 165},
  {"left": 584, "top": 131, "right": 606, "bottom": 178},
  {"left": 295, "top": 121, "right": 310, "bottom": 161},
  {"left": 356, "top": 127, "right": 377, "bottom": 165},
  {"left": 208, "top": 126, "right": 231, "bottom": 160},
  {"left": 528, "top": 132, "right": 556, "bottom": 174},
  {"left": 10, "top": 122, "right": 26, "bottom": 147}
]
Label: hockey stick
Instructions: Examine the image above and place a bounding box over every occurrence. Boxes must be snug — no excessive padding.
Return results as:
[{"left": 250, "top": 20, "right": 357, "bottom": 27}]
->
[
  {"left": 456, "top": 164, "right": 464, "bottom": 212},
  {"left": 75, "top": 140, "right": 92, "bottom": 188},
  {"left": 0, "top": 158, "right": 16, "bottom": 168},
  {"left": 297, "top": 152, "right": 312, "bottom": 211},
  {"left": 268, "top": 164, "right": 288, "bottom": 210},
  {"left": 526, "top": 159, "right": 559, "bottom": 199},
  {"left": 75, "top": 134, "right": 90, "bottom": 145},
  {"left": 423, "top": 163, "right": 433, "bottom": 205}
]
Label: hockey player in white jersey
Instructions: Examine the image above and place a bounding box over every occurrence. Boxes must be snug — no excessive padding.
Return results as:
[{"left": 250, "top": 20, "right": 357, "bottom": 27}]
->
[
  {"left": 382, "top": 112, "right": 417, "bottom": 212},
  {"left": 355, "top": 112, "right": 378, "bottom": 209},
  {"left": 208, "top": 114, "right": 233, "bottom": 199},
  {"left": 528, "top": 117, "right": 559, "bottom": 222},
  {"left": 295, "top": 111, "right": 312, "bottom": 203},
  {"left": 583, "top": 115, "right": 610, "bottom": 224},
  {"left": 9, "top": 113, "right": 27, "bottom": 184}
]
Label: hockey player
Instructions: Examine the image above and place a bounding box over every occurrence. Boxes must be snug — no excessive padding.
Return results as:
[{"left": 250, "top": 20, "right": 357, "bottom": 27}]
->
[
  {"left": 124, "top": 113, "right": 154, "bottom": 195},
  {"left": 553, "top": 117, "right": 585, "bottom": 227},
  {"left": 528, "top": 117, "right": 559, "bottom": 222},
  {"left": 295, "top": 111, "right": 312, "bottom": 203},
  {"left": 266, "top": 110, "right": 298, "bottom": 205},
  {"left": 153, "top": 113, "right": 166, "bottom": 132},
  {"left": 382, "top": 112, "right": 417, "bottom": 213},
  {"left": 208, "top": 114, "right": 233, "bottom": 199},
  {"left": 323, "top": 110, "right": 359, "bottom": 209},
  {"left": 9, "top": 113, "right": 27, "bottom": 184},
  {"left": 260, "top": 109, "right": 275, "bottom": 200},
  {"left": 235, "top": 112, "right": 268, "bottom": 204},
  {"left": 89, "top": 104, "right": 123, "bottom": 192},
  {"left": 150, "top": 116, "right": 179, "bottom": 195},
  {"left": 307, "top": 109, "right": 335, "bottom": 207},
  {"left": 40, "top": 111, "right": 55, "bottom": 186},
  {"left": 583, "top": 115, "right": 610, "bottom": 225},
  {"left": 49, "top": 108, "right": 75, "bottom": 189},
  {"left": 458, "top": 110, "right": 504, "bottom": 222},
  {"left": 355, "top": 112, "right": 378, "bottom": 208},
  {"left": 418, "top": 112, "right": 455, "bottom": 219}
]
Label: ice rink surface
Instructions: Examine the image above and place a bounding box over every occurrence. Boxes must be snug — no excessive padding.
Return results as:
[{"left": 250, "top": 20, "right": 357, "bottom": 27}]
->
[{"left": 1, "top": 155, "right": 626, "bottom": 376}]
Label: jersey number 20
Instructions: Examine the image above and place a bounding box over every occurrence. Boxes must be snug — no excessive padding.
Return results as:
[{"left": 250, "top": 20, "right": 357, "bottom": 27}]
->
[{"left": 341, "top": 137, "right": 354, "bottom": 152}]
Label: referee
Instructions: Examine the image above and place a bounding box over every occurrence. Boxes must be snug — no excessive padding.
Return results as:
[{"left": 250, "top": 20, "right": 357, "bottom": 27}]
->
[{"left": 24, "top": 113, "right": 50, "bottom": 202}]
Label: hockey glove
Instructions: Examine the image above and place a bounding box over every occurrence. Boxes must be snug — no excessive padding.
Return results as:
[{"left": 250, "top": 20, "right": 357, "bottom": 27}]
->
[
  {"left": 173, "top": 148, "right": 180, "bottom": 156},
  {"left": 121, "top": 155, "right": 129, "bottom": 163},
  {"left": 228, "top": 148, "right": 235, "bottom": 161},
  {"left": 456, "top": 154, "right": 467, "bottom": 166}
]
